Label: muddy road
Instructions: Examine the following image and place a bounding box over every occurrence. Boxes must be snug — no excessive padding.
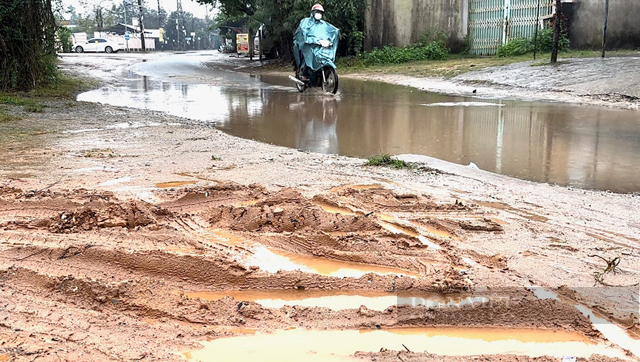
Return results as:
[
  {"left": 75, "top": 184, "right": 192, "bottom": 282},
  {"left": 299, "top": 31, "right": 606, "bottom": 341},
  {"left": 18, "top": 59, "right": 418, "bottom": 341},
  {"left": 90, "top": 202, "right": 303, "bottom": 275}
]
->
[
  {"left": 70, "top": 52, "right": 640, "bottom": 193},
  {"left": 0, "top": 52, "right": 639, "bottom": 361}
]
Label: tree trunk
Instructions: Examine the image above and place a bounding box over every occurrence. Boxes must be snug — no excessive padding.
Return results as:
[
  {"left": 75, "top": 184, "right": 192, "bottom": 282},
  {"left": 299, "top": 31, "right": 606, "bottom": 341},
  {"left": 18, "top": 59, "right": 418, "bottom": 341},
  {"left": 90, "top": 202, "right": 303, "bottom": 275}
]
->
[
  {"left": 249, "top": 26, "right": 254, "bottom": 60},
  {"left": 550, "top": 0, "right": 561, "bottom": 63}
]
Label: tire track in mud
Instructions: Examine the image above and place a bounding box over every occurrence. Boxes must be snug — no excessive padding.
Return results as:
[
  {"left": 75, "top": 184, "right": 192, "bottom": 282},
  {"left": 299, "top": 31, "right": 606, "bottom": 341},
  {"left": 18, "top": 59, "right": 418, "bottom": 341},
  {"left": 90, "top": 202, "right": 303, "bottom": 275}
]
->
[{"left": 0, "top": 184, "right": 631, "bottom": 361}]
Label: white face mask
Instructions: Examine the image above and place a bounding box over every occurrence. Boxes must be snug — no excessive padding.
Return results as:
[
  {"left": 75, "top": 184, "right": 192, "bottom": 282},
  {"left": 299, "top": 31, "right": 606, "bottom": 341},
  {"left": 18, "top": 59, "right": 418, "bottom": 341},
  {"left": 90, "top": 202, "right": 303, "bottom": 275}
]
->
[{"left": 314, "top": 12, "right": 323, "bottom": 20}]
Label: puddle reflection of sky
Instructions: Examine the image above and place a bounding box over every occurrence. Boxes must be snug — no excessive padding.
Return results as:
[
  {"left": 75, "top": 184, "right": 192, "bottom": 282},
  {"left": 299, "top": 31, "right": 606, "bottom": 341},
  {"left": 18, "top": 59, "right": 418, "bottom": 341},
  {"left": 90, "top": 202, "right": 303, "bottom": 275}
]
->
[{"left": 78, "top": 72, "right": 640, "bottom": 193}]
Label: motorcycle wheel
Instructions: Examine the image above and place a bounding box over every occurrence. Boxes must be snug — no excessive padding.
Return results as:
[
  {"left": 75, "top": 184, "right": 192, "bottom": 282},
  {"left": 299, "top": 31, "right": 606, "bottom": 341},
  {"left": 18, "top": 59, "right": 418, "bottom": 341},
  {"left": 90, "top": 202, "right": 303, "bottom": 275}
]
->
[{"left": 321, "top": 67, "right": 339, "bottom": 94}]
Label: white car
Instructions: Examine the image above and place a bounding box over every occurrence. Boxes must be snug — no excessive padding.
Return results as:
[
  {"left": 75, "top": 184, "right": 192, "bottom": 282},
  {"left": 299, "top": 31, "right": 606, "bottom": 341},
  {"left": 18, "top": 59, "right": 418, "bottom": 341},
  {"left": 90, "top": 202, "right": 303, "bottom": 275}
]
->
[{"left": 75, "top": 38, "right": 124, "bottom": 53}]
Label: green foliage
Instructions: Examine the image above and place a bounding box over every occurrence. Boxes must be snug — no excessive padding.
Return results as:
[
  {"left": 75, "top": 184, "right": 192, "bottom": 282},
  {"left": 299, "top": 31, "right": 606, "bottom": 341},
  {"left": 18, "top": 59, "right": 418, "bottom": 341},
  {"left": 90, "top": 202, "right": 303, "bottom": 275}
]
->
[
  {"left": 0, "top": 0, "right": 58, "bottom": 90},
  {"left": 461, "top": 34, "right": 471, "bottom": 55},
  {"left": 536, "top": 28, "right": 570, "bottom": 53},
  {"left": 496, "top": 37, "right": 534, "bottom": 57},
  {"left": 0, "top": 108, "right": 21, "bottom": 122},
  {"left": 26, "top": 104, "right": 45, "bottom": 113},
  {"left": 30, "top": 72, "right": 98, "bottom": 99},
  {"left": 56, "top": 26, "right": 73, "bottom": 53},
  {"left": 0, "top": 95, "right": 45, "bottom": 112},
  {"left": 0, "top": 95, "right": 33, "bottom": 106},
  {"left": 497, "top": 28, "right": 570, "bottom": 57},
  {"left": 348, "top": 30, "right": 364, "bottom": 56},
  {"left": 418, "top": 29, "right": 448, "bottom": 45},
  {"left": 363, "top": 31, "right": 449, "bottom": 66},
  {"left": 204, "top": 0, "right": 366, "bottom": 58},
  {"left": 365, "top": 154, "right": 414, "bottom": 169},
  {"left": 335, "top": 55, "right": 365, "bottom": 68}
]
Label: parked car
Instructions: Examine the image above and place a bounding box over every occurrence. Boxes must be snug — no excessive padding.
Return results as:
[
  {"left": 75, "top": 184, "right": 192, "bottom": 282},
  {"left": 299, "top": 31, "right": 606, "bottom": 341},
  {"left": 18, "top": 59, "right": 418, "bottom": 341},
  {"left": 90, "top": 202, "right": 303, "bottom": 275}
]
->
[
  {"left": 75, "top": 38, "right": 124, "bottom": 53},
  {"left": 253, "top": 24, "right": 277, "bottom": 58}
]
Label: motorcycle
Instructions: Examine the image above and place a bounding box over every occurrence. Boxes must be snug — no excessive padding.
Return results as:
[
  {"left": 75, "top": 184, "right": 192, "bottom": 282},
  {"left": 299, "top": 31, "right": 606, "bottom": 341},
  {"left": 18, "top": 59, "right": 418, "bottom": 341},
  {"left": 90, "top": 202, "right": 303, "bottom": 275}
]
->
[{"left": 289, "top": 16, "right": 340, "bottom": 94}]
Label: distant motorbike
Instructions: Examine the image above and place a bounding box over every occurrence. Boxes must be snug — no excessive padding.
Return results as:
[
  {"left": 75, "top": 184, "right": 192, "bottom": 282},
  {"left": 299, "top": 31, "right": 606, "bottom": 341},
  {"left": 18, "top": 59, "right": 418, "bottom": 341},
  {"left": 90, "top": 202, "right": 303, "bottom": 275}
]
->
[{"left": 289, "top": 16, "right": 340, "bottom": 94}]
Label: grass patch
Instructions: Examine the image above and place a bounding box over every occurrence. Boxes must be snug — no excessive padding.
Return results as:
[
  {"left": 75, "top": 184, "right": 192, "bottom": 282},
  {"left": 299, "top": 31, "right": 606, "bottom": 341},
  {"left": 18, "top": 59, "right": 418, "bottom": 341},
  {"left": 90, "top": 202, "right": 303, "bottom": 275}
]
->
[
  {"left": 496, "top": 29, "right": 570, "bottom": 57},
  {"left": 340, "top": 54, "right": 534, "bottom": 78},
  {"left": 30, "top": 72, "right": 98, "bottom": 99},
  {"left": 0, "top": 109, "right": 21, "bottom": 122},
  {"left": 26, "top": 104, "right": 45, "bottom": 113},
  {"left": 0, "top": 95, "right": 45, "bottom": 112},
  {"left": 365, "top": 154, "right": 414, "bottom": 169},
  {"left": 0, "top": 95, "right": 35, "bottom": 106},
  {"left": 339, "top": 49, "right": 639, "bottom": 78},
  {"left": 0, "top": 70, "right": 98, "bottom": 114}
]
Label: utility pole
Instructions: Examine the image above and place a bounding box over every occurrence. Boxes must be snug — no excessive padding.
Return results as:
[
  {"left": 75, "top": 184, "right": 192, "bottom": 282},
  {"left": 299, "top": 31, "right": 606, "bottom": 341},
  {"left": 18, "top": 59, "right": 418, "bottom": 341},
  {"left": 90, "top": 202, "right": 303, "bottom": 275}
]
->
[
  {"left": 137, "top": 0, "right": 146, "bottom": 51},
  {"left": 601, "top": 0, "right": 609, "bottom": 58},
  {"left": 157, "top": 0, "right": 162, "bottom": 29},
  {"left": 177, "top": 0, "right": 183, "bottom": 50},
  {"left": 533, "top": 0, "right": 540, "bottom": 60},
  {"left": 550, "top": 0, "right": 561, "bottom": 63}
]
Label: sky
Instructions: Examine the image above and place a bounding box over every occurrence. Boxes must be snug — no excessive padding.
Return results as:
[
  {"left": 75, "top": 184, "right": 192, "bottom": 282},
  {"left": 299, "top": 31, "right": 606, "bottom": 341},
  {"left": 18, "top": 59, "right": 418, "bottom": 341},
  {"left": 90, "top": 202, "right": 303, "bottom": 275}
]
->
[{"left": 62, "top": 0, "right": 215, "bottom": 19}]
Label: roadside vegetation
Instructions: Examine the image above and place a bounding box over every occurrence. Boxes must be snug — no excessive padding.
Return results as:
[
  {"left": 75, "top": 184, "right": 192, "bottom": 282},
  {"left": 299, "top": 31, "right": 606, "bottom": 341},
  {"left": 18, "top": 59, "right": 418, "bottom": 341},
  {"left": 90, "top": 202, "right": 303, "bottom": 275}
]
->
[
  {"left": 362, "top": 31, "right": 450, "bottom": 65},
  {"left": 365, "top": 154, "right": 414, "bottom": 169},
  {"left": 0, "top": 0, "right": 58, "bottom": 91},
  {"left": 0, "top": 96, "right": 45, "bottom": 113},
  {"left": 0, "top": 73, "right": 97, "bottom": 124},
  {"left": 338, "top": 47, "right": 636, "bottom": 79},
  {"left": 0, "top": 74, "right": 96, "bottom": 102},
  {"left": 0, "top": 108, "right": 21, "bottom": 123},
  {"left": 206, "top": 0, "right": 365, "bottom": 60},
  {"left": 496, "top": 28, "right": 570, "bottom": 57}
]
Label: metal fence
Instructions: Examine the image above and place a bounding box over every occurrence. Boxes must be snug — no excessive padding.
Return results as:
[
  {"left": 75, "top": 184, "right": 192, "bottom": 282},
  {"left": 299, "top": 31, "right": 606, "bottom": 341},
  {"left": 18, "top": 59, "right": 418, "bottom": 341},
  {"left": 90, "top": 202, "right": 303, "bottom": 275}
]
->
[{"left": 468, "top": 0, "right": 553, "bottom": 55}]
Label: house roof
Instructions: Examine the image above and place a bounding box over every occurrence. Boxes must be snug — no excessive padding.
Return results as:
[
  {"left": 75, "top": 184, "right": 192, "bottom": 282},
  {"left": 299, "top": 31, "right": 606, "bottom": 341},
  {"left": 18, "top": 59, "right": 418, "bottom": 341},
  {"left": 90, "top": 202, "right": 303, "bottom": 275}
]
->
[{"left": 107, "top": 23, "right": 159, "bottom": 37}]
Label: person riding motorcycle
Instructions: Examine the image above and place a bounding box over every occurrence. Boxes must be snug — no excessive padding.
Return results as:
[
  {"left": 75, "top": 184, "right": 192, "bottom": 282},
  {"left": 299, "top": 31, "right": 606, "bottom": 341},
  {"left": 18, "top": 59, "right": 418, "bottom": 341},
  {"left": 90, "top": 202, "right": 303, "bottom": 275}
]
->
[{"left": 297, "top": 4, "right": 329, "bottom": 81}]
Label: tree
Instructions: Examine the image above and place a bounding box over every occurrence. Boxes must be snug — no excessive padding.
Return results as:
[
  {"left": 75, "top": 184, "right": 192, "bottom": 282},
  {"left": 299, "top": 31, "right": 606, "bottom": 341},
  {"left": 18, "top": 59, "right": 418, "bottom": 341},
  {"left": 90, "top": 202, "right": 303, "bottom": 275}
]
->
[
  {"left": 0, "top": 0, "right": 58, "bottom": 90},
  {"left": 164, "top": 10, "right": 189, "bottom": 50},
  {"left": 72, "top": 0, "right": 117, "bottom": 33},
  {"left": 200, "top": 0, "right": 365, "bottom": 59},
  {"left": 550, "top": 0, "right": 561, "bottom": 63}
]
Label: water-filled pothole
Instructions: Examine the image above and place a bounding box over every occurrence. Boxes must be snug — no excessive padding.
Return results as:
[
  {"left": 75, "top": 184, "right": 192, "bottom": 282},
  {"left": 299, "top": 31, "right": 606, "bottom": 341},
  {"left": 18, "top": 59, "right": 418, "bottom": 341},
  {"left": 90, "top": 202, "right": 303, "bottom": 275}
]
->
[
  {"left": 246, "top": 246, "right": 421, "bottom": 278},
  {"left": 156, "top": 181, "right": 197, "bottom": 188},
  {"left": 312, "top": 201, "right": 357, "bottom": 216},
  {"left": 531, "top": 287, "right": 640, "bottom": 357},
  {"left": 186, "top": 327, "right": 627, "bottom": 361},
  {"left": 184, "top": 290, "right": 487, "bottom": 311}
]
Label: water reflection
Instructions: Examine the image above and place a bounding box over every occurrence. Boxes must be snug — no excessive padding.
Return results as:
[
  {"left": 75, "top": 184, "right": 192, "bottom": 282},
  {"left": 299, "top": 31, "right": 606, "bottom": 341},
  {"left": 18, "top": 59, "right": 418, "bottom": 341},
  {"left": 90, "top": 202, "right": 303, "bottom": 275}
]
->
[{"left": 77, "top": 72, "right": 640, "bottom": 193}]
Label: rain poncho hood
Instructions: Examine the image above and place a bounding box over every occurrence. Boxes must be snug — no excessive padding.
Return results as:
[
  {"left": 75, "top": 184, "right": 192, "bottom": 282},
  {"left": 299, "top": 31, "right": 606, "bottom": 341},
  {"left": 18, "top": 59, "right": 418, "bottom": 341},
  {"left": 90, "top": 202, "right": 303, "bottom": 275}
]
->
[{"left": 293, "top": 15, "right": 339, "bottom": 71}]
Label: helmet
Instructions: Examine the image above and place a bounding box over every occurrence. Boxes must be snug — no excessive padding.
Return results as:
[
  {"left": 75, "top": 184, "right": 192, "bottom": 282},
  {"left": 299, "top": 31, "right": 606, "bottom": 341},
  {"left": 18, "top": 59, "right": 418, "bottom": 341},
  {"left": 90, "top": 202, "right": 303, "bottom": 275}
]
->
[{"left": 311, "top": 3, "right": 324, "bottom": 12}]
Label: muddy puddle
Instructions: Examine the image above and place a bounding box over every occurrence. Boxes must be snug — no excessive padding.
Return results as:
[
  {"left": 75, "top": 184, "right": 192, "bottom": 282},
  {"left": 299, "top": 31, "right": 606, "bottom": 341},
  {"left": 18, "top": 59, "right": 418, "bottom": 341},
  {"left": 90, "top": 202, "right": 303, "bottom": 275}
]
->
[
  {"left": 187, "top": 327, "right": 629, "bottom": 361},
  {"left": 531, "top": 287, "right": 640, "bottom": 357},
  {"left": 155, "top": 181, "right": 197, "bottom": 188},
  {"left": 247, "top": 246, "right": 421, "bottom": 278},
  {"left": 376, "top": 216, "right": 447, "bottom": 249},
  {"left": 75, "top": 59, "right": 640, "bottom": 193},
  {"left": 312, "top": 201, "right": 357, "bottom": 216},
  {"left": 184, "top": 289, "right": 486, "bottom": 311}
]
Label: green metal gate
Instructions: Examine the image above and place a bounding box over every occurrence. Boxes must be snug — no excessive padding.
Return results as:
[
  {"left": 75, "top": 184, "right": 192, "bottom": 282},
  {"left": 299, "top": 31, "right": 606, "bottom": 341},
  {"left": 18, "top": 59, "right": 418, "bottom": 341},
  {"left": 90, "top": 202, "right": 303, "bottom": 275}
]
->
[{"left": 468, "top": 0, "right": 553, "bottom": 55}]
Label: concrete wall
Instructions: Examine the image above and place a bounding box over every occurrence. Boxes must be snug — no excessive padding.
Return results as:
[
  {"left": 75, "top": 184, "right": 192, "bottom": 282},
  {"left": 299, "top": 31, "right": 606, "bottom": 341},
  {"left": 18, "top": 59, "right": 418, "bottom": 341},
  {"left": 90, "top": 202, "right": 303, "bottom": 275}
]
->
[
  {"left": 565, "top": 0, "right": 640, "bottom": 49},
  {"left": 365, "top": 0, "right": 468, "bottom": 51}
]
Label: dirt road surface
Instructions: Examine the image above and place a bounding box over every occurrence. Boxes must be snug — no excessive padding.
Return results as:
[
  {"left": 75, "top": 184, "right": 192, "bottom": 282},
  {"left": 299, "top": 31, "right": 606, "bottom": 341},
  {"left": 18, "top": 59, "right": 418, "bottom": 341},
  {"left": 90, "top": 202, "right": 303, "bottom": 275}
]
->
[
  {"left": 349, "top": 55, "right": 640, "bottom": 110},
  {"left": 0, "top": 53, "right": 638, "bottom": 361}
]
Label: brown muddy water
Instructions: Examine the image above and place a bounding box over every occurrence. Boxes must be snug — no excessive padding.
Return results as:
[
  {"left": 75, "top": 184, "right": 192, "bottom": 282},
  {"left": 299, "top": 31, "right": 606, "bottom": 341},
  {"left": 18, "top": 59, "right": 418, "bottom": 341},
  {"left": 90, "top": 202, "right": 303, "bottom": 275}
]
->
[
  {"left": 185, "top": 327, "right": 629, "bottom": 361},
  {"left": 76, "top": 71, "right": 640, "bottom": 193},
  {"left": 246, "top": 246, "right": 422, "bottom": 278},
  {"left": 184, "top": 289, "right": 488, "bottom": 311}
]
